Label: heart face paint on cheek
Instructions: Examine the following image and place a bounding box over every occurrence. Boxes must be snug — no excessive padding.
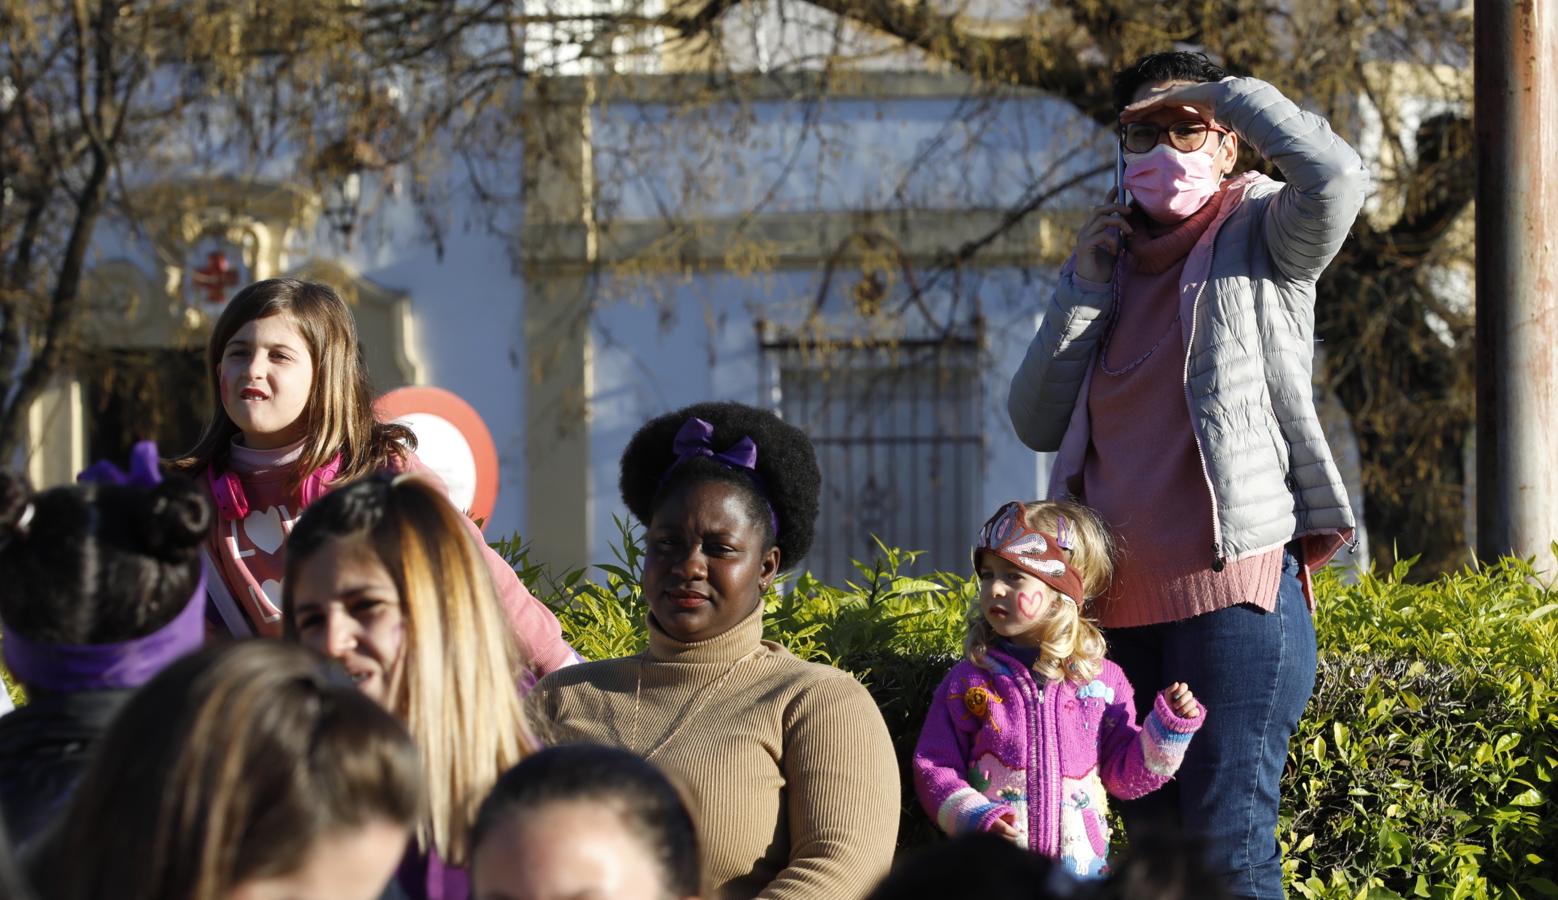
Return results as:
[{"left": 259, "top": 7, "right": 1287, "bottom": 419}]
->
[{"left": 1015, "top": 590, "right": 1046, "bottom": 620}]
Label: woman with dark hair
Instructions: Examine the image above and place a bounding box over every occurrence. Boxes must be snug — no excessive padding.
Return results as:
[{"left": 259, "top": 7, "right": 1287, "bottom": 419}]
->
[
  {"left": 531, "top": 402, "right": 900, "bottom": 900},
  {"left": 0, "top": 442, "right": 210, "bottom": 844},
  {"left": 28, "top": 640, "right": 421, "bottom": 900},
  {"left": 469, "top": 744, "right": 701, "bottom": 900},
  {"left": 1007, "top": 50, "right": 1368, "bottom": 898}
]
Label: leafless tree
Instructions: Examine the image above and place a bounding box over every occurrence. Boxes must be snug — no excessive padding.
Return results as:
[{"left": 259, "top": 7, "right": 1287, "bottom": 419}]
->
[{"left": 1, "top": 0, "right": 1474, "bottom": 572}]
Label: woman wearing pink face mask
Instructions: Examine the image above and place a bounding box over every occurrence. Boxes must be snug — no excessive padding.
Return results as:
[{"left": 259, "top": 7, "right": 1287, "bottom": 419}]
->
[{"left": 1007, "top": 52, "right": 1369, "bottom": 899}]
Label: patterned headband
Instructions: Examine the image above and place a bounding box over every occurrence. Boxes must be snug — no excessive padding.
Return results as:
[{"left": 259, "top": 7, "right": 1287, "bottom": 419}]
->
[{"left": 974, "top": 501, "right": 1085, "bottom": 605}]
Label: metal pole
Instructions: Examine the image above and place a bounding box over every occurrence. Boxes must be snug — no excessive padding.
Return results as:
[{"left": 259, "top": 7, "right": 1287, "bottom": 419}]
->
[{"left": 1474, "top": 0, "right": 1558, "bottom": 562}]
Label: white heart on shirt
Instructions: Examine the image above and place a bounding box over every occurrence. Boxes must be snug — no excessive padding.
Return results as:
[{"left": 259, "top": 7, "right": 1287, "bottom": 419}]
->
[
  {"left": 243, "top": 505, "right": 287, "bottom": 556},
  {"left": 257, "top": 580, "right": 284, "bottom": 622}
]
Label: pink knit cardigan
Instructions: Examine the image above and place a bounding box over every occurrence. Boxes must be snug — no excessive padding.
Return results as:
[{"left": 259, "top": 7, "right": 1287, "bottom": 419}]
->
[{"left": 912, "top": 647, "right": 1203, "bottom": 877}]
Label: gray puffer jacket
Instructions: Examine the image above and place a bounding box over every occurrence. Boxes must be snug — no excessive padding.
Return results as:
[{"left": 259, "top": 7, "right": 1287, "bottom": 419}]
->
[{"left": 1008, "top": 77, "right": 1369, "bottom": 569}]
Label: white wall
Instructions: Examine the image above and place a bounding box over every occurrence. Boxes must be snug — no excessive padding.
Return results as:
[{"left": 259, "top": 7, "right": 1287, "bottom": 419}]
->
[
  {"left": 585, "top": 266, "right": 1056, "bottom": 571},
  {"left": 324, "top": 195, "right": 532, "bottom": 538}
]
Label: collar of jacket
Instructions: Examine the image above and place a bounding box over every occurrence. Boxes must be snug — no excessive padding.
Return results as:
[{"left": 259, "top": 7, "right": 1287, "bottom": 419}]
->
[{"left": 0, "top": 689, "right": 132, "bottom": 758}]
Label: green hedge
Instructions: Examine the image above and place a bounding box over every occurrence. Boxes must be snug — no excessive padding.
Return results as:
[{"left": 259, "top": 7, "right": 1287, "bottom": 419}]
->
[{"left": 499, "top": 525, "right": 1558, "bottom": 900}]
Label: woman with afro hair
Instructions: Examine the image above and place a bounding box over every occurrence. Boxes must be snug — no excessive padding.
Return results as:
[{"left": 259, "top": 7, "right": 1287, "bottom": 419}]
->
[{"left": 530, "top": 402, "right": 900, "bottom": 900}]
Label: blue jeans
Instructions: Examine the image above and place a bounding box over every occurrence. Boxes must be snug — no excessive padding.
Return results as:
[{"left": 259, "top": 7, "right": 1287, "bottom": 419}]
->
[{"left": 1106, "top": 549, "right": 1316, "bottom": 899}]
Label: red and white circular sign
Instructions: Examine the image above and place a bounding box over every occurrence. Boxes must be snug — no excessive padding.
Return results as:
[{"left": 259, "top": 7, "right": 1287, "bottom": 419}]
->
[{"left": 376, "top": 386, "right": 500, "bottom": 527}]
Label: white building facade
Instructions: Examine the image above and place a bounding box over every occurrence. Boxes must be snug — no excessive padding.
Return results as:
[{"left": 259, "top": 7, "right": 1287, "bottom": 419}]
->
[{"left": 28, "top": 27, "right": 1383, "bottom": 579}]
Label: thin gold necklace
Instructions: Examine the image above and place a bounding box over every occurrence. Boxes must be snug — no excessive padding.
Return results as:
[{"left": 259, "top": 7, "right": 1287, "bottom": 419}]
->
[{"left": 628, "top": 648, "right": 761, "bottom": 760}]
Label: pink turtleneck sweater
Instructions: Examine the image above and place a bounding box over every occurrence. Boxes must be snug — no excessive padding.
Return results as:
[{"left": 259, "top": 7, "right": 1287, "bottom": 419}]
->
[{"left": 1079, "top": 193, "right": 1284, "bottom": 629}]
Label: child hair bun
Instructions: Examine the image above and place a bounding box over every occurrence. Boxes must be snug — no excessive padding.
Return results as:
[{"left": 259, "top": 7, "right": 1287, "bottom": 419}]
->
[
  {"left": 0, "top": 472, "right": 34, "bottom": 547},
  {"left": 141, "top": 475, "right": 212, "bottom": 563}
]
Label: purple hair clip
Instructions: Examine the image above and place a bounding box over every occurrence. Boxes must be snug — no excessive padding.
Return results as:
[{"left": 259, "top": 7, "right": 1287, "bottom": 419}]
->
[
  {"left": 1055, "top": 515, "right": 1075, "bottom": 552},
  {"left": 77, "top": 440, "right": 163, "bottom": 489}
]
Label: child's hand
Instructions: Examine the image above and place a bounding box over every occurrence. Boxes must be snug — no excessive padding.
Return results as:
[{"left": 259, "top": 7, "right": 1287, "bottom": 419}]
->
[
  {"left": 1162, "top": 682, "right": 1200, "bottom": 719},
  {"left": 987, "top": 811, "right": 1022, "bottom": 844}
]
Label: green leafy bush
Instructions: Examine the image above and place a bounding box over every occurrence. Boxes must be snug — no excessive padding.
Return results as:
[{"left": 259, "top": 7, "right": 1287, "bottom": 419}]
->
[
  {"left": 503, "top": 524, "right": 1557, "bottom": 899},
  {"left": 1281, "top": 555, "right": 1557, "bottom": 900}
]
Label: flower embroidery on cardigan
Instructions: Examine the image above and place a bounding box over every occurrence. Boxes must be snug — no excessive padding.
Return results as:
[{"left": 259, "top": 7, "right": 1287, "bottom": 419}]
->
[
  {"left": 951, "top": 681, "right": 1003, "bottom": 732},
  {"left": 1075, "top": 680, "right": 1115, "bottom": 703}
]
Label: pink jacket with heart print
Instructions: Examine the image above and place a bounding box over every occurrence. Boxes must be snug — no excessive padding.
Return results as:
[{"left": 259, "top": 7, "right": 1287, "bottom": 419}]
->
[
  {"left": 202, "top": 441, "right": 576, "bottom": 676},
  {"left": 912, "top": 647, "right": 1202, "bottom": 877}
]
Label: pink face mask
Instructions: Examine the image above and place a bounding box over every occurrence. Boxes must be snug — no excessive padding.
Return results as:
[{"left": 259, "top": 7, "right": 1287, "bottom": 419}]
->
[{"left": 1122, "top": 143, "right": 1222, "bottom": 222}]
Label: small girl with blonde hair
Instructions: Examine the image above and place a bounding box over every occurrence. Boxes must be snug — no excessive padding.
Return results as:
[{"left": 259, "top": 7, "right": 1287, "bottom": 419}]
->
[{"left": 913, "top": 500, "right": 1204, "bottom": 878}]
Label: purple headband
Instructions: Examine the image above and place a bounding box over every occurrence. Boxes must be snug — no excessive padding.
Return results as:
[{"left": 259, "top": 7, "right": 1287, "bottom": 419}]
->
[
  {"left": 664, "top": 417, "right": 779, "bottom": 536},
  {"left": 1, "top": 570, "right": 207, "bottom": 693},
  {"left": 0, "top": 439, "right": 206, "bottom": 693}
]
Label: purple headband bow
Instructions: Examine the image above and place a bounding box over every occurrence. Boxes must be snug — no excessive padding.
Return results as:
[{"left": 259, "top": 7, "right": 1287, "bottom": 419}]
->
[
  {"left": 671, "top": 418, "right": 759, "bottom": 471},
  {"left": 665, "top": 417, "right": 779, "bottom": 536},
  {"left": 77, "top": 439, "right": 163, "bottom": 489},
  {"left": 0, "top": 439, "right": 205, "bottom": 693}
]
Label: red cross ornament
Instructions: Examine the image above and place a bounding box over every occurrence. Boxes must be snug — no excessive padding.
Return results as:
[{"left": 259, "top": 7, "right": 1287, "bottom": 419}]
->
[{"left": 191, "top": 251, "right": 240, "bottom": 305}]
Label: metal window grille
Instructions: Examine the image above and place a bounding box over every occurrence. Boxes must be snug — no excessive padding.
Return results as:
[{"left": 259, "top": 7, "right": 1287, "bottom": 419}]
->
[{"left": 763, "top": 335, "right": 983, "bottom": 583}]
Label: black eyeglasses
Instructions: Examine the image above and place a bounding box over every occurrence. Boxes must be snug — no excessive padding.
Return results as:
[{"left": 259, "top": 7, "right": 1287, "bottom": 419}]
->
[{"left": 1120, "top": 119, "right": 1229, "bottom": 155}]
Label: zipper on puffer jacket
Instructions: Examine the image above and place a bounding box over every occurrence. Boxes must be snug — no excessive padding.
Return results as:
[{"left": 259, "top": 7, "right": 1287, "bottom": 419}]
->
[{"left": 1180, "top": 273, "right": 1227, "bottom": 572}]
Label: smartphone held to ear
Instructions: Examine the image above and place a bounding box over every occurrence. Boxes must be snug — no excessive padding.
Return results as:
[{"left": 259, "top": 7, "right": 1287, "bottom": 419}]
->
[{"left": 1115, "top": 144, "right": 1133, "bottom": 208}]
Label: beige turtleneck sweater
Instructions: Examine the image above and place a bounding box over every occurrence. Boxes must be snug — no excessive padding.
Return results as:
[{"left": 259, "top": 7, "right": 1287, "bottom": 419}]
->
[{"left": 529, "top": 603, "right": 900, "bottom": 900}]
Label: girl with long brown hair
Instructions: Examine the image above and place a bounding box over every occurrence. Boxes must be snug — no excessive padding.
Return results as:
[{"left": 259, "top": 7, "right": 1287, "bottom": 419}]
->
[{"left": 173, "top": 277, "right": 577, "bottom": 678}]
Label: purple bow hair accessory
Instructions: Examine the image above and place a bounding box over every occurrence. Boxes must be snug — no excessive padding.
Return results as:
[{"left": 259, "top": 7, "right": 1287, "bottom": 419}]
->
[
  {"left": 78, "top": 440, "right": 163, "bottom": 489},
  {"left": 664, "top": 417, "right": 778, "bottom": 536},
  {"left": 1, "top": 569, "right": 207, "bottom": 693},
  {"left": 671, "top": 418, "right": 759, "bottom": 471}
]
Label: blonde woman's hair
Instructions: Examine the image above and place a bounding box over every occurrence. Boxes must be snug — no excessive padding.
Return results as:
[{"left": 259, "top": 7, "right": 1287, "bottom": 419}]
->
[
  {"left": 966, "top": 499, "right": 1115, "bottom": 684},
  {"left": 33, "top": 641, "right": 421, "bottom": 900},
  {"left": 282, "top": 474, "right": 539, "bottom": 866},
  {"left": 173, "top": 278, "right": 415, "bottom": 488}
]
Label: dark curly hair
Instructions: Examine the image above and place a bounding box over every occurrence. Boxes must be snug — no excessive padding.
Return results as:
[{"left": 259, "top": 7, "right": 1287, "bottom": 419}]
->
[
  {"left": 0, "top": 470, "right": 209, "bottom": 646},
  {"left": 619, "top": 402, "right": 820, "bottom": 570},
  {"left": 1112, "top": 50, "right": 1228, "bottom": 113}
]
